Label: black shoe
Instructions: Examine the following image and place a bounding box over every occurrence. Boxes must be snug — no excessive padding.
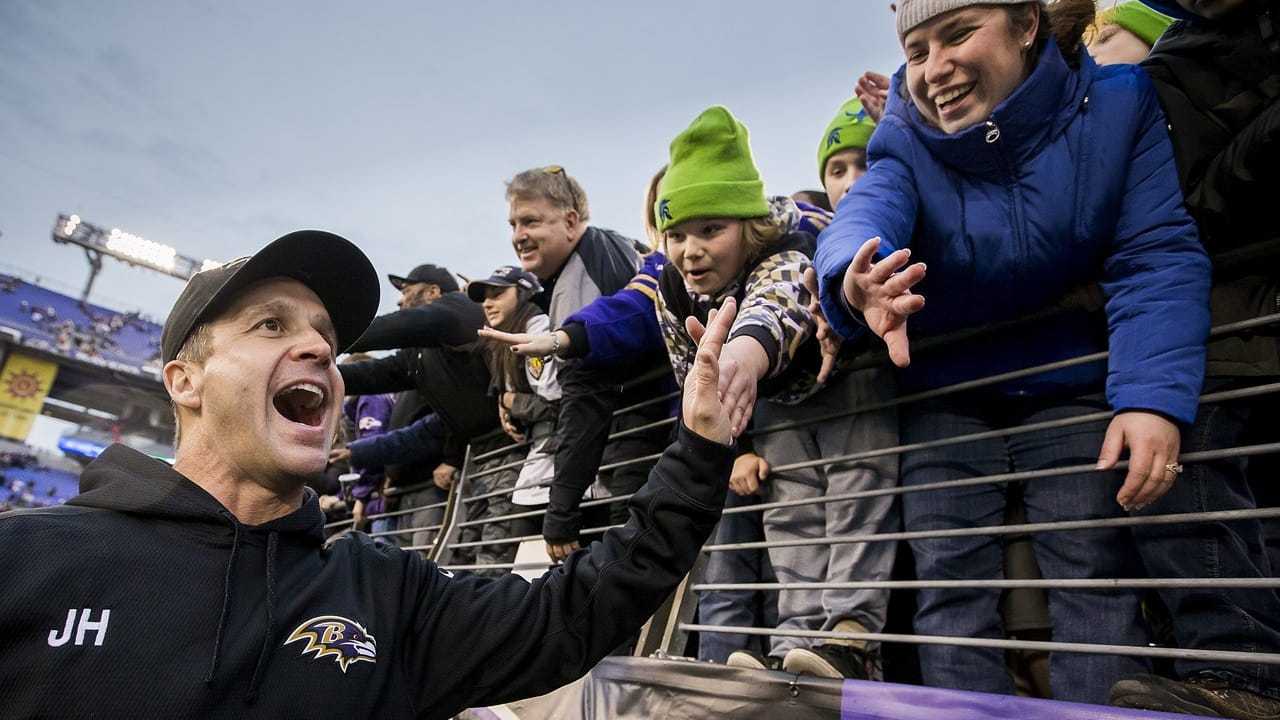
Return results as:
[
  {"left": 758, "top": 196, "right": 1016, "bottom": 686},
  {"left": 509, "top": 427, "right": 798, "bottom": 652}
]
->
[
  {"left": 783, "top": 644, "right": 871, "bottom": 680},
  {"left": 1110, "top": 672, "right": 1280, "bottom": 719},
  {"left": 725, "top": 649, "right": 784, "bottom": 671}
]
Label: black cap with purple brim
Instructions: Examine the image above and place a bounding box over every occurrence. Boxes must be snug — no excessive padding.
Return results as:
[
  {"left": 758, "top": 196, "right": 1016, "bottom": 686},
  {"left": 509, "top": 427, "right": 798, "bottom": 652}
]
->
[
  {"left": 160, "top": 230, "right": 380, "bottom": 364},
  {"left": 465, "top": 265, "right": 543, "bottom": 302}
]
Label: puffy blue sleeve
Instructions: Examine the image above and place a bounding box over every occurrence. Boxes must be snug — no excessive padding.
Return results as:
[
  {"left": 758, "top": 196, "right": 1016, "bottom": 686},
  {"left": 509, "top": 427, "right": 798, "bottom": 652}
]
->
[
  {"left": 561, "top": 251, "right": 666, "bottom": 367},
  {"left": 1099, "top": 68, "right": 1211, "bottom": 425}
]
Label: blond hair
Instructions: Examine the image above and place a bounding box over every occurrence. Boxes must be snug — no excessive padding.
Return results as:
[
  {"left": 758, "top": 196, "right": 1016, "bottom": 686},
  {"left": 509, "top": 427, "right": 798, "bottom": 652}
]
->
[
  {"left": 505, "top": 166, "right": 590, "bottom": 223},
  {"left": 741, "top": 214, "right": 788, "bottom": 266},
  {"left": 644, "top": 164, "right": 668, "bottom": 251}
]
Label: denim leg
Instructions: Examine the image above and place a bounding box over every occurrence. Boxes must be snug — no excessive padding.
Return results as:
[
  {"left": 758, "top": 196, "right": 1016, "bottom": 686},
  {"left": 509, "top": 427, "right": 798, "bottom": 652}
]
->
[
  {"left": 901, "top": 400, "right": 1014, "bottom": 695},
  {"left": 369, "top": 515, "right": 396, "bottom": 547},
  {"left": 697, "top": 490, "right": 777, "bottom": 663},
  {"left": 1013, "top": 394, "right": 1151, "bottom": 705},
  {"left": 1133, "top": 389, "right": 1280, "bottom": 698}
]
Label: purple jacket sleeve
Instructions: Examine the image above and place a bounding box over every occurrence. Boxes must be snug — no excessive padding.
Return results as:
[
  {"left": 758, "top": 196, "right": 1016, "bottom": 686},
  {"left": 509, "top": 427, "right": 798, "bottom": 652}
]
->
[{"left": 560, "top": 252, "right": 666, "bottom": 367}]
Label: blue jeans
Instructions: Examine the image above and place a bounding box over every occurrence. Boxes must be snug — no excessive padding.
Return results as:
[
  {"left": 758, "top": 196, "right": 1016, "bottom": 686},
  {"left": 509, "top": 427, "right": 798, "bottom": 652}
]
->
[
  {"left": 369, "top": 515, "right": 396, "bottom": 546},
  {"left": 901, "top": 391, "right": 1151, "bottom": 705},
  {"left": 1132, "top": 381, "right": 1280, "bottom": 699},
  {"left": 697, "top": 490, "right": 778, "bottom": 663}
]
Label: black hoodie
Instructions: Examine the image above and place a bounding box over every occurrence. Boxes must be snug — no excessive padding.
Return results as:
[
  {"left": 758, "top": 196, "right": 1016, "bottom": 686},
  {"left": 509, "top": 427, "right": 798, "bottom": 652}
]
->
[{"left": 0, "top": 427, "right": 730, "bottom": 719}]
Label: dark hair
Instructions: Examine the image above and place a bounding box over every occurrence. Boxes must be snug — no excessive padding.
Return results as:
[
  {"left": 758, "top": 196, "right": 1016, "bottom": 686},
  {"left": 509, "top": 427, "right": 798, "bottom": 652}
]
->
[
  {"left": 463, "top": 290, "right": 542, "bottom": 395},
  {"left": 1009, "top": 0, "right": 1096, "bottom": 63},
  {"left": 791, "top": 190, "right": 833, "bottom": 212}
]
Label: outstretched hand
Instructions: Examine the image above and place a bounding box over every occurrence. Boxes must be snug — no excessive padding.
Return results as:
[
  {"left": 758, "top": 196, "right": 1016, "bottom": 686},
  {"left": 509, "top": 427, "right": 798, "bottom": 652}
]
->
[
  {"left": 477, "top": 326, "right": 556, "bottom": 357},
  {"left": 682, "top": 297, "right": 737, "bottom": 445},
  {"left": 855, "top": 71, "right": 891, "bottom": 124},
  {"left": 714, "top": 338, "right": 768, "bottom": 437},
  {"left": 842, "top": 236, "right": 926, "bottom": 367},
  {"left": 803, "top": 266, "right": 841, "bottom": 385}
]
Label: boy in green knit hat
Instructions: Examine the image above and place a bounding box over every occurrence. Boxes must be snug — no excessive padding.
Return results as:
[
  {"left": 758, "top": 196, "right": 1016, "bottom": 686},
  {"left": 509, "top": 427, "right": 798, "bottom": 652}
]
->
[
  {"left": 817, "top": 97, "right": 877, "bottom": 208},
  {"left": 655, "top": 105, "right": 899, "bottom": 680}
]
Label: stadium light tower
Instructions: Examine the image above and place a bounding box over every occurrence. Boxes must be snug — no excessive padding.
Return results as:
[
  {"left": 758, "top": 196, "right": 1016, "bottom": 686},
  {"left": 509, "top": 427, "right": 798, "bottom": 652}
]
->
[{"left": 51, "top": 213, "right": 220, "bottom": 301}]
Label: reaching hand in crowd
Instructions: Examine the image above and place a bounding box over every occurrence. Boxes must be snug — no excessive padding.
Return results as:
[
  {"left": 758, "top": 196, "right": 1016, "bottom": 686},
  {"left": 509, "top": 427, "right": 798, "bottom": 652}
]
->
[
  {"left": 714, "top": 337, "right": 768, "bottom": 438},
  {"left": 803, "top": 267, "right": 841, "bottom": 385},
  {"left": 855, "top": 71, "right": 891, "bottom": 124},
  {"left": 478, "top": 326, "right": 565, "bottom": 358},
  {"left": 843, "top": 236, "right": 926, "bottom": 367}
]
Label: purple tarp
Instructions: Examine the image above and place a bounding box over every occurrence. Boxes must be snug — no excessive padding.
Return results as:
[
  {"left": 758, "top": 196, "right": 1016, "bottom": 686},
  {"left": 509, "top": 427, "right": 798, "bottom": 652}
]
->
[{"left": 459, "top": 656, "right": 1211, "bottom": 720}]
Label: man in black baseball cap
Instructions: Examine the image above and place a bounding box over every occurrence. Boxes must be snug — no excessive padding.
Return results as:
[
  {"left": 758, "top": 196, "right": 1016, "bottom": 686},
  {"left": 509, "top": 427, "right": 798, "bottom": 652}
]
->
[
  {"left": 387, "top": 263, "right": 459, "bottom": 309},
  {"left": 0, "top": 225, "right": 740, "bottom": 719},
  {"left": 161, "top": 230, "right": 380, "bottom": 364}
]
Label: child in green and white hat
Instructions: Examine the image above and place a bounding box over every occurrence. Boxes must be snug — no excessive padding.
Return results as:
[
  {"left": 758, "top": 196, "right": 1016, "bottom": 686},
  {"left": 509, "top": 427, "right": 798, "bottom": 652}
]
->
[
  {"left": 655, "top": 104, "right": 899, "bottom": 681},
  {"left": 817, "top": 97, "right": 878, "bottom": 208}
]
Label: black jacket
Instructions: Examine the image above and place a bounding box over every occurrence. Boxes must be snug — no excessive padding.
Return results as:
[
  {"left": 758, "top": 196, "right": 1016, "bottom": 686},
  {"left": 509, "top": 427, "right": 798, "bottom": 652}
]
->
[
  {"left": 340, "top": 291, "right": 498, "bottom": 464},
  {"left": 1143, "top": 2, "right": 1280, "bottom": 375},
  {"left": 0, "top": 429, "right": 730, "bottom": 719},
  {"left": 533, "top": 225, "right": 645, "bottom": 327}
]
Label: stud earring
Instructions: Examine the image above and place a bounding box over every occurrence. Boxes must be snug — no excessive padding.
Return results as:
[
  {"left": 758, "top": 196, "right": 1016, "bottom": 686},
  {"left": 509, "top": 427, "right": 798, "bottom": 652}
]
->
[{"left": 1023, "top": 40, "right": 1032, "bottom": 49}]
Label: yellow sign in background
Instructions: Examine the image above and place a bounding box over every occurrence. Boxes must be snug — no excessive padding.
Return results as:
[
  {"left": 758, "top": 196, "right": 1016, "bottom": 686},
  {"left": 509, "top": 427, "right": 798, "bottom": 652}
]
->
[{"left": 0, "top": 352, "right": 59, "bottom": 441}]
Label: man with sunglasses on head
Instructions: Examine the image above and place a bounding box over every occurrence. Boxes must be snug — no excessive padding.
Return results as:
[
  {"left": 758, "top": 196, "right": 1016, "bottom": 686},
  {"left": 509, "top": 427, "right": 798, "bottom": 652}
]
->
[
  {"left": 0, "top": 230, "right": 737, "bottom": 718},
  {"left": 505, "top": 166, "right": 672, "bottom": 565}
]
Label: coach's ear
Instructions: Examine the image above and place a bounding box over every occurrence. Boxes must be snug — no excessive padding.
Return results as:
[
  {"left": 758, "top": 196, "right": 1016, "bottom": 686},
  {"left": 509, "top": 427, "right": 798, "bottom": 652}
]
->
[{"left": 163, "top": 359, "right": 203, "bottom": 412}]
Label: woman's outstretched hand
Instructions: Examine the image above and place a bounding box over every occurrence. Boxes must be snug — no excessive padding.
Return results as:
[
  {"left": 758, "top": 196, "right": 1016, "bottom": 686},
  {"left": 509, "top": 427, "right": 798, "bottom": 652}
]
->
[
  {"left": 478, "top": 326, "right": 556, "bottom": 357},
  {"left": 842, "top": 236, "right": 926, "bottom": 367}
]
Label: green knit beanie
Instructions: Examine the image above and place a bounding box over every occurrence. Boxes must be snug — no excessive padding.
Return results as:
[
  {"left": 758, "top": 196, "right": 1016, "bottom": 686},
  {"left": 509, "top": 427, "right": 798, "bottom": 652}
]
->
[
  {"left": 1100, "top": 1, "right": 1175, "bottom": 47},
  {"left": 817, "top": 97, "right": 877, "bottom": 182},
  {"left": 655, "top": 105, "right": 768, "bottom": 233}
]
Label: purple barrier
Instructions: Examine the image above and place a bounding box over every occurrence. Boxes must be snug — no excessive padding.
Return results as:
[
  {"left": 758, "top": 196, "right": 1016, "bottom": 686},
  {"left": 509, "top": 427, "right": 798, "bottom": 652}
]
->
[
  {"left": 841, "top": 677, "right": 1208, "bottom": 720},
  {"left": 460, "top": 656, "right": 1211, "bottom": 719}
]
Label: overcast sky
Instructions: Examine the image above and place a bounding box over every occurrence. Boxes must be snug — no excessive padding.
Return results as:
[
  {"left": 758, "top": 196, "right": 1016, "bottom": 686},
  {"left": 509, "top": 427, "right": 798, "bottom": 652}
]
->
[{"left": 0, "top": 1, "right": 904, "bottom": 320}]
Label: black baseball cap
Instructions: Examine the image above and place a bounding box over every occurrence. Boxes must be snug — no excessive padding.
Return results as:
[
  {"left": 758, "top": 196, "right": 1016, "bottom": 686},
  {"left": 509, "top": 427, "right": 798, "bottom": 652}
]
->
[
  {"left": 465, "top": 265, "right": 543, "bottom": 302},
  {"left": 387, "top": 264, "right": 459, "bottom": 293},
  {"left": 160, "top": 230, "right": 380, "bottom": 363}
]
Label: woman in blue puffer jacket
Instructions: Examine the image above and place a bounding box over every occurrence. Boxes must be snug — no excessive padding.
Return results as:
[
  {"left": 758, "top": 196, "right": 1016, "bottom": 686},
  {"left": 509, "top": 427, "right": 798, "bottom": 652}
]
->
[{"left": 813, "top": 0, "right": 1211, "bottom": 706}]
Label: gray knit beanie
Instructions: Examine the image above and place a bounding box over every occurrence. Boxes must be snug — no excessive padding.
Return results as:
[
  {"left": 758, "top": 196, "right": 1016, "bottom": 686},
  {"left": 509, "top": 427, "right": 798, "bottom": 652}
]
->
[{"left": 896, "top": 0, "right": 1039, "bottom": 41}]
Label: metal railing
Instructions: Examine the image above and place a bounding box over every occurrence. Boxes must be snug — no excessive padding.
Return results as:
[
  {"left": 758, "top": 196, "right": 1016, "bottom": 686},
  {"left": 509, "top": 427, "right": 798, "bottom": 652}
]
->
[{"left": 328, "top": 307, "right": 1280, "bottom": 678}]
